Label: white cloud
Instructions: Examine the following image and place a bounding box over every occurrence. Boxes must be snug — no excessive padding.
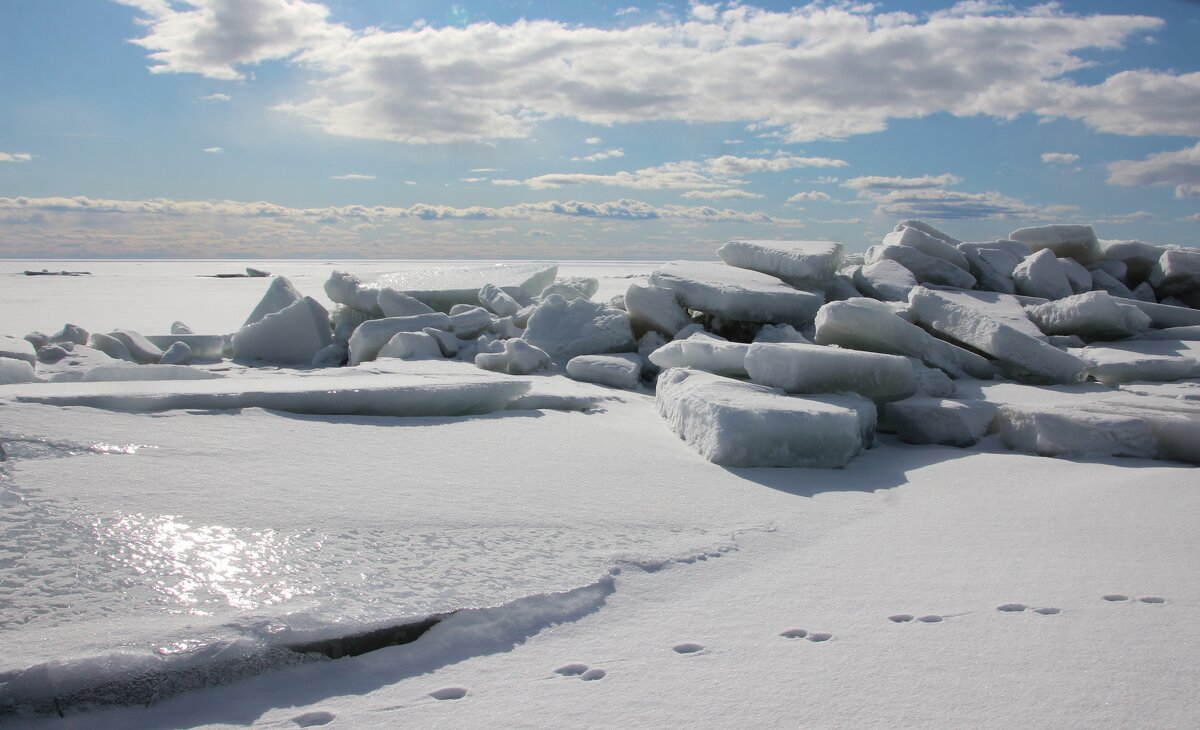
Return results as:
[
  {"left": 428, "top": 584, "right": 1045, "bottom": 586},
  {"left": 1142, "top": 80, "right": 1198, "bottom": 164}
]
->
[
  {"left": 0, "top": 194, "right": 790, "bottom": 225},
  {"left": 469, "top": 167, "right": 503, "bottom": 173},
  {"left": 1106, "top": 142, "right": 1200, "bottom": 199},
  {"left": 1093, "top": 211, "right": 1155, "bottom": 225},
  {"left": 584, "top": 137, "right": 603, "bottom": 145},
  {"left": 115, "top": 0, "right": 346, "bottom": 81},
  {"left": 1041, "top": 152, "right": 1079, "bottom": 165},
  {"left": 460, "top": 177, "right": 486, "bottom": 183},
  {"left": 571, "top": 148, "right": 625, "bottom": 163},
  {"left": 870, "top": 188, "right": 1045, "bottom": 220},
  {"left": 199, "top": 93, "right": 231, "bottom": 102},
  {"left": 520, "top": 154, "right": 847, "bottom": 191},
  {"left": 681, "top": 189, "right": 765, "bottom": 200},
  {"left": 0, "top": 152, "right": 32, "bottom": 163},
  {"left": 810, "top": 217, "right": 865, "bottom": 224},
  {"left": 843, "top": 174, "right": 962, "bottom": 192},
  {"left": 330, "top": 173, "right": 375, "bottom": 180},
  {"left": 787, "top": 191, "right": 832, "bottom": 203},
  {"left": 116, "top": 2, "right": 1188, "bottom": 145},
  {"left": 203, "top": 146, "right": 223, "bottom": 154}
]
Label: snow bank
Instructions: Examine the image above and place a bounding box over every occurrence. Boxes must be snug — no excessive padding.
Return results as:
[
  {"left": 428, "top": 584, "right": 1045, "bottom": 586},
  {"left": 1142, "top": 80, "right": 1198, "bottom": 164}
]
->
[{"left": 655, "top": 367, "right": 875, "bottom": 467}]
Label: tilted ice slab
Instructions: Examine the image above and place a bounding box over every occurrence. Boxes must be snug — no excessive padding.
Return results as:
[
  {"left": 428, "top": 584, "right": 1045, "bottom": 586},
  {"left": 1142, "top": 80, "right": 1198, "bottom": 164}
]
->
[
  {"left": 650, "top": 261, "right": 824, "bottom": 326},
  {"left": 1075, "top": 343, "right": 1200, "bottom": 387},
  {"left": 715, "top": 240, "right": 843, "bottom": 286},
  {"left": 814, "top": 298, "right": 993, "bottom": 379},
  {"left": 1115, "top": 297, "right": 1200, "bottom": 330},
  {"left": 373, "top": 263, "right": 558, "bottom": 311},
  {"left": 1010, "top": 224, "right": 1101, "bottom": 264},
  {"left": 1013, "top": 249, "right": 1074, "bottom": 301},
  {"left": 745, "top": 342, "right": 918, "bottom": 401},
  {"left": 145, "top": 335, "right": 228, "bottom": 360},
  {"left": 232, "top": 297, "right": 333, "bottom": 365},
  {"left": 2, "top": 370, "right": 530, "bottom": 417},
  {"left": 883, "top": 397, "right": 998, "bottom": 447},
  {"left": 1149, "top": 248, "right": 1200, "bottom": 298},
  {"left": 347, "top": 313, "right": 452, "bottom": 365},
  {"left": 882, "top": 226, "right": 969, "bottom": 271},
  {"left": 909, "top": 287, "right": 1087, "bottom": 384},
  {"left": 1024, "top": 291, "right": 1151, "bottom": 342},
  {"left": 521, "top": 295, "right": 636, "bottom": 361},
  {"left": 648, "top": 334, "right": 751, "bottom": 378},
  {"left": 655, "top": 367, "right": 875, "bottom": 468},
  {"left": 865, "top": 244, "right": 976, "bottom": 290},
  {"left": 0, "top": 334, "right": 37, "bottom": 366}
]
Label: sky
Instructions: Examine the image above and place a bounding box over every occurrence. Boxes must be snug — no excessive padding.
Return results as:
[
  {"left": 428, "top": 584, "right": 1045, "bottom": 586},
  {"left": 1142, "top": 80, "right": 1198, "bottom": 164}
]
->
[{"left": 1, "top": 0, "right": 1198, "bottom": 259}]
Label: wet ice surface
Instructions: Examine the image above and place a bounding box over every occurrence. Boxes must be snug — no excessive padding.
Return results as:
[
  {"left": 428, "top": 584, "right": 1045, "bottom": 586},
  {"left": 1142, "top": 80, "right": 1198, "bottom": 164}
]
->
[{"left": 0, "top": 376, "right": 744, "bottom": 697}]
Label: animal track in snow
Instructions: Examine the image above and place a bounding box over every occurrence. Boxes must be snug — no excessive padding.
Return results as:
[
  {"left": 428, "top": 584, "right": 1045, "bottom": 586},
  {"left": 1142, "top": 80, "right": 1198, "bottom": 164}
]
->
[
  {"left": 916, "top": 614, "right": 943, "bottom": 623},
  {"left": 554, "top": 663, "right": 589, "bottom": 676},
  {"left": 996, "top": 603, "right": 1060, "bottom": 615},
  {"left": 1102, "top": 594, "right": 1166, "bottom": 604},
  {"left": 580, "top": 669, "right": 607, "bottom": 681},
  {"left": 293, "top": 711, "right": 336, "bottom": 727},
  {"left": 673, "top": 642, "right": 706, "bottom": 654},
  {"left": 888, "top": 614, "right": 914, "bottom": 623},
  {"left": 429, "top": 687, "right": 468, "bottom": 701},
  {"left": 780, "top": 628, "right": 831, "bottom": 642}
]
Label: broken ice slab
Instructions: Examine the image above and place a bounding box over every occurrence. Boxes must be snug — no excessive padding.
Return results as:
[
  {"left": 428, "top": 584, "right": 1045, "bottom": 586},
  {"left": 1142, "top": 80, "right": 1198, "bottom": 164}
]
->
[
  {"left": 1149, "top": 248, "right": 1200, "bottom": 298},
  {"left": 883, "top": 397, "right": 998, "bottom": 447},
  {"left": 373, "top": 263, "right": 558, "bottom": 311},
  {"left": 648, "top": 334, "right": 750, "bottom": 377},
  {"left": 1135, "top": 325, "right": 1200, "bottom": 341},
  {"left": 650, "top": 261, "right": 824, "bottom": 326},
  {"left": 909, "top": 287, "right": 1087, "bottom": 384},
  {"left": 1012, "top": 249, "right": 1074, "bottom": 301},
  {"left": 1114, "top": 297, "right": 1200, "bottom": 330},
  {"left": 1024, "top": 291, "right": 1151, "bottom": 342},
  {"left": 1009, "top": 224, "right": 1101, "bottom": 264},
  {"left": 655, "top": 367, "right": 875, "bottom": 468},
  {"left": 521, "top": 295, "right": 636, "bottom": 361},
  {"left": 744, "top": 342, "right": 918, "bottom": 401},
  {"left": 997, "top": 404, "right": 1157, "bottom": 460},
  {"left": 624, "top": 282, "right": 693, "bottom": 336},
  {"left": 565, "top": 353, "right": 644, "bottom": 390},
  {"left": 347, "top": 313, "right": 452, "bottom": 366},
  {"left": 1077, "top": 396, "right": 1200, "bottom": 464},
  {"left": 959, "top": 241, "right": 1027, "bottom": 295},
  {"left": 145, "top": 335, "right": 229, "bottom": 360},
  {"left": 232, "top": 297, "right": 333, "bottom": 365},
  {"left": 853, "top": 260, "right": 917, "bottom": 302},
  {"left": 4, "top": 370, "right": 531, "bottom": 417},
  {"left": 715, "top": 240, "right": 844, "bottom": 286},
  {"left": 1075, "top": 343, "right": 1200, "bottom": 387},
  {"left": 881, "top": 226, "right": 969, "bottom": 271},
  {"left": 865, "top": 244, "right": 976, "bottom": 290},
  {"left": 1099, "top": 239, "right": 1167, "bottom": 282},
  {"left": 244, "top": 276, "right": 302, "bottom": 327},
  {"left": 814, "top": 298, "right": 993, "bottom": 379},
  {"left": 0, "top": 334, "right": 37, "bottom": 366}
]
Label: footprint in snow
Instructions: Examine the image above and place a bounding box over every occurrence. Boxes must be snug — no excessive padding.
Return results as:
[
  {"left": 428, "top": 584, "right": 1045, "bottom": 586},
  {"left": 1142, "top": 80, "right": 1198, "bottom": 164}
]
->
[
  {"left": 780, "top": 629, "right": 832, "bottom": 642},
  {"left": 580, "top": 669, "right": 607, "bottom": 681},
  {"left": 996, "top": 603, "right": 1061, "bottom": 615},
  {"left": 1102, "top": 594, "right": 1166, "bottom": 604},
  {"left": 554, "top": 663, "right": 589, "bottom": 677},
  {"left": 673, "top": 642, "right": 706, "bottom": 654},
  {"left": 888, "top": 614, "right": 914, "bottom": 623},
  {"left": 292, "top": 711, "right": 336, "bottom": 727},
  {"left": 429, "top": 687, "right": 468, "bottom": 701}
]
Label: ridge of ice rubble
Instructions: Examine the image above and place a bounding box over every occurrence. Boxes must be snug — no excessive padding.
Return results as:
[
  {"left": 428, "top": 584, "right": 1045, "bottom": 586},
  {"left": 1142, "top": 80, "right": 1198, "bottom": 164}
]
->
[{"left": 2, "top": 218, "right": 1198, "bottom": 470}]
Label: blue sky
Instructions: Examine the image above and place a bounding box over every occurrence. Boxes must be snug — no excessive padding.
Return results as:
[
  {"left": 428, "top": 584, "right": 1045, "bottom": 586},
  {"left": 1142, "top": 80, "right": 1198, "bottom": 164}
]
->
[{"left": 1, "top": 0, "right": 1198, "bottom": 258}]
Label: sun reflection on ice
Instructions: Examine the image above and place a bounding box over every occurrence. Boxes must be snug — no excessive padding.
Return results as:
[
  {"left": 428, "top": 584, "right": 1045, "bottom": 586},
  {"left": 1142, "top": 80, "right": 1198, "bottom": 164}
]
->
[{"left": 93, "top": 513, "right": 313, "bottom": 612}]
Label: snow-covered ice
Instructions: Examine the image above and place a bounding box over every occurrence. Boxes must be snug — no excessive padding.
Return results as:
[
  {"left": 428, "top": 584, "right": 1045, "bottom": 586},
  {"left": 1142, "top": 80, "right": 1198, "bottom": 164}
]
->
[
  {"left": 0, "top": 334, "right": 36, "bottom": 366},
  {"left": 654, "top": 367, "right": 875, "bottom": 467},
  {"left": 231, "top": 297, "right": 332, "bottom": 365},
  {"left": 565, "top": 354, "right": 644, "bottom": 390},
  {"left": 623, "top": 282, "right": 692, "bottom": 336},
  {"left": 374, "top": 263, "right": 557, "bottom": 311},
  {"left": 853, "top": 259, "right": 917, "bottom": 301},
  {"left": 883, "top": 397, "right": 997, "bottom": 447},
  {"left": 715, "top": 239, "right": 843, "bottom": 286},
  {"left": 1012, "top": 249, "right": 1074, "bottom": 300},
  {"left": 650, "top": 261, "right": 824, "bottom": 326},
  {"left": 744, "top": 342, "right": 918, "bottom": 401},
  {"left": 243, "top": 276, "right": 302, "bottom": 327},
  {"left": 865, "top": 244, "right": 976, "bottom": 289},
  {"left": 1024, "top": 291, "right": 1151, "bottom": 341},
  {"left": 347, "top": 313, "right": 452, "bottom": 366},
  {"left": 521, "top": 295, "right": 635, "bottom": 361},
  {"left": 648, "top": 333, "right": 750, "bottom": 377},
  {"left": 1010, "top": 224, "right": 1101, "bottom": 263}
]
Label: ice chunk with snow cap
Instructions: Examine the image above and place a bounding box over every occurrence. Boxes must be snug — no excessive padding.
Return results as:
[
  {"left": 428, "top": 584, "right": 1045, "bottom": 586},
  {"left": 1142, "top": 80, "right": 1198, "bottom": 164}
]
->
[
  {"left": 624, "top": 282, "right": 692, "bottom": 336},
  {"left": 105, "top": 330, "right": 164, "bottom": 365},
  {"left": 378, "top": 288, "right": 436, "bottom": 318},
  {"left": 158, "top": 342, "right": 192, "bottom": 365},
  {"left": 909, "top": 286, "right": 1087, "bottom": 384},
  {"left": 894, "top": 219, "right": 961, "bottom": 245},
  {"left": 478, "top": 283, "right": 521, "bottom": 317},
  {"left": 1009, "top": 224, "right": 1101, "bottom": 264},
  {"left": 959, "top": 241, "right": 1028, "bottom": 295},
  {"left": 378, "top": 331, "right": 444, "bottom": 360},
  {"left": 374, "top": 263, "right": 557, "bottom": 311},
  {"left": 475, "top": 338, "right": 550, "bottom": 375},
  {"left": 1025, "top": 292, "right": 1151, "bottom": 341},
  {"left": 521, "top": 294, "right": 636, "bottom": 360},
  {"left": 1012, "top": 249, "right": 1074, "bottom": 301},
  {"left": 347, "top": 313, "right": 452, "bottom": 365},
  {"left": 648, "top": 334, "right": 750, "bottom": 377},
  {"left": 566, "top": 354, "right": 644, "bottom": 389},
  {"left": 814, "top": 298, "right": 993, "bottom": 379},
  {"left": 449, "top": 306, "right": 495, "bottom": 339},
  {"left": 232, "top": 296, "right": 333, "bottom": 365},
  {"left": 882, "top": 226, "right": 969, "bottom": 271},
  {"left": 865, "top": 245, "right": 976, "bottom": 290},
  {"left": 854, "top": 260, "right": 917, "bottom": 302},
  {"left": 244, "top": 275, "right": 302, "bottom": 327},
  {"left": 0, "top": 334, "right": 37, "bottom": 366},
  {"left": 715, "top": 240, "right": 844, "bottom": 286},
  {"left": 0, "top": 358, "right": 38, "bottom": 384},
  {"left": 1101, "top": 239, "right": 1166, "bottom": 282},
  {"left": 325, "top": 271, "right": 383, "bottom": 316},
  {"left": 1149, "top": 248, "right": 1200, "bottom": 298},
  {"left": 745, "top": 342, "right": 918, "bottom": 401},
  {"left": 655, "top": 368, "right": 875, "bottom": 468},
  {"left": 650, "top": 261, "right": 824, "bottom": 327},
  {"left": 87, "top": 333, "right": 135, "bottom": 362},
  {"left": 883, "top": 397, "right": 997, "bottom": 447}
]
